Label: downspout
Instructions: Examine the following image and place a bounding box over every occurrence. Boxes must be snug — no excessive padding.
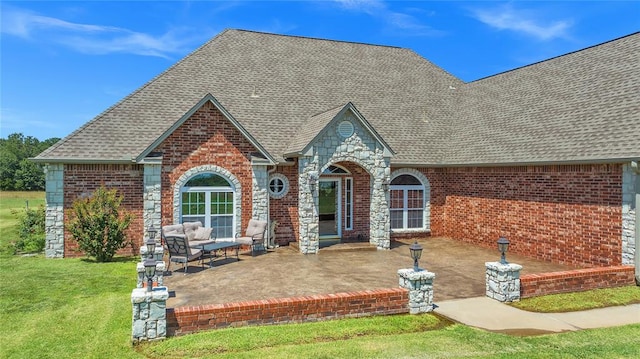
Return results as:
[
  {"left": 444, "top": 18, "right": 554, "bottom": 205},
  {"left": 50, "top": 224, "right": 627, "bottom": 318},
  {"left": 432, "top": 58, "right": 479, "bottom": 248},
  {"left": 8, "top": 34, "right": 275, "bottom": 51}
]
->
[{"left": 267, "top": 165, "right": 277, "bottom": 248}]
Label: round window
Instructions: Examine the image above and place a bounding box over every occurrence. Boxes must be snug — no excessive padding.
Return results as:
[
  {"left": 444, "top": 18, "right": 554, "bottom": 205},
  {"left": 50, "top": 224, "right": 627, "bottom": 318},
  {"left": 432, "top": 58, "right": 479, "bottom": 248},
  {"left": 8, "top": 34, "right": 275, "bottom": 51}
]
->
[{"left": 268, "top": 173, "right": 289, "bottom": 199}]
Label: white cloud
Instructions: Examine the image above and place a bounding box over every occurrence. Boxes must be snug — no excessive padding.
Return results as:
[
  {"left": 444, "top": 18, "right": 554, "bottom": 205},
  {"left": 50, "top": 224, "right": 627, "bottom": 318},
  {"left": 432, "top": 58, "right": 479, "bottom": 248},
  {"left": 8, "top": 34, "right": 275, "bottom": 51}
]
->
[
  {"left": 333, "top": 0, "right": 442, "bottom": 36},
  {"left": 0, "top": 6, "right": 207, "bottom": 58},
  {"left": 470, "top": 4, "right": 572, "bottom": 40},
  {"left": 333, "top": 0, "right": 385, "bottom": 15}
]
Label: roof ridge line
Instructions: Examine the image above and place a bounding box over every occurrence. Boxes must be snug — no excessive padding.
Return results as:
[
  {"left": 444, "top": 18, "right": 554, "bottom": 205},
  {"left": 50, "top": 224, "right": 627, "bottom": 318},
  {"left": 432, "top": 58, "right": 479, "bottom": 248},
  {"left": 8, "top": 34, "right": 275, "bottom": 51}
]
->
[
  {"left": 468, "top": 31, "right": 640, "bottom": 84},
  {"left": 231, "top": 28, "right": 404, "bottom": 50}
]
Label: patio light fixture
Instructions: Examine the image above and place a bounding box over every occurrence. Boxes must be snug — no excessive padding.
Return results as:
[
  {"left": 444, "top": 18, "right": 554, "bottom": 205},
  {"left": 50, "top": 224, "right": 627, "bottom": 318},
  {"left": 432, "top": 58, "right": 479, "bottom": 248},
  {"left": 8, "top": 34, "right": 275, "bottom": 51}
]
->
[
  {"left": 497, "top": 237, "right": 510, "bottom": 265},
  {"left": 409, "top": 240, "right": 423, "bottom": 272},
  {"left": 382, "top": 179, "right": 390, "bottom": 192},
  {"left": 143, "top": 258, "right": 156, "bottom": 292},
  {"left": 145, "top": 237, "right": 156, "bottom": 260},
  {"left": 307, "top": 173, "right": 317, "bottom": 192},
  {"left": 148, "top": 225, "right": 157, "bottom": 240}
]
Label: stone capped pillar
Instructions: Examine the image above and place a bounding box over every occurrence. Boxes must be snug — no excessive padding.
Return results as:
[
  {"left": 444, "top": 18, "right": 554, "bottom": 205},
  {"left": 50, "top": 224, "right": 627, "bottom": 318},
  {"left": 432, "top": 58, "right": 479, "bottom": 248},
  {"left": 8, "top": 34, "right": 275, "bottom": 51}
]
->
[
  {"left": 140, "top": 246, "right": 164, "bottom": 262},
  {"left": 136, "top": 261, "right": 166, "bottom": 289},
  {"left": 485, "top": 262, "right": 522, "bottom": 302},
  {"left": 131, "top": 286, "right": 169, "bottom": 343},
  {"left": 398, "top": 268, "right": 436, "bottom": 314}
]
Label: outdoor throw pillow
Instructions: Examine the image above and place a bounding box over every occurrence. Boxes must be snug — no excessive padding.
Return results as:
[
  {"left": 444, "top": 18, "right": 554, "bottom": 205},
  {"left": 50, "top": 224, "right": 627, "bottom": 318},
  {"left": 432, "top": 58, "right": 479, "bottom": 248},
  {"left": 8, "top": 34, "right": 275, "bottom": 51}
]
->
[
  {"left": 183, "top": 221, "right": 202, "bottom": 241},
  {"left": 194, "top": 227, "right": 212, "bottom": 241}
]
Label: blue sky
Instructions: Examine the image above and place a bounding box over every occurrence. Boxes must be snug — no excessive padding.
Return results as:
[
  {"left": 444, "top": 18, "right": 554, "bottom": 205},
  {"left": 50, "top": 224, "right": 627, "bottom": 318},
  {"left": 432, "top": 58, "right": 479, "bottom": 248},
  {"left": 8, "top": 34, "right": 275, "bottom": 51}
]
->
[{"left": 1, "top": 1, "right": 638, "bottom": 141}]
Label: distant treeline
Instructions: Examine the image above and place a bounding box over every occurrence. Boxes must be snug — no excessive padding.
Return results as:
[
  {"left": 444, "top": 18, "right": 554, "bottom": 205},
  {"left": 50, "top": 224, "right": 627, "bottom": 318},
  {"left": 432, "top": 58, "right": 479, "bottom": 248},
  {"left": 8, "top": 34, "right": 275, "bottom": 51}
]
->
[{"left": 0, "top": 133, "right": 60, "bottom": 191}]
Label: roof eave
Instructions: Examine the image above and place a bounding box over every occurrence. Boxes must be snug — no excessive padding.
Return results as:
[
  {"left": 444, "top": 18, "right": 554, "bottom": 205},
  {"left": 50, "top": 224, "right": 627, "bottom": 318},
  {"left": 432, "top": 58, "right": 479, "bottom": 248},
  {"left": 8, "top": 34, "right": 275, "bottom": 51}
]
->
[
  {"left": 390, "top": 157, "right": 640, "bottom": 168},
  {"left": 30, "top": 157, "right": 135, "bottom": 164}
]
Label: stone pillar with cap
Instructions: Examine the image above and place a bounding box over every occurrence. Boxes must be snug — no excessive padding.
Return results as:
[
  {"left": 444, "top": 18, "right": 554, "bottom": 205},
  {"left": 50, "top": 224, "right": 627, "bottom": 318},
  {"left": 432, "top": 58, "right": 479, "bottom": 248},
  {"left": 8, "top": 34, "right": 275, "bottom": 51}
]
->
[
  {"left": 398, "top": 268, "right": 436, "bottom": 314},
  {"left": 131, "top": 286, "right": 169, "bottom": 344},
  {"left": 485, "top": 261, "right": 522, "bottom": 302}
]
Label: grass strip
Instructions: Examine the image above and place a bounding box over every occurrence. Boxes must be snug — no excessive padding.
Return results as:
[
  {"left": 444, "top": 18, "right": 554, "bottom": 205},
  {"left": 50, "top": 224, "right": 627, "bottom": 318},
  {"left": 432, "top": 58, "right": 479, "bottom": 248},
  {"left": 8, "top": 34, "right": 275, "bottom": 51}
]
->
[{"left": 511, "top": 286, "right": 640, "bottom": 313}]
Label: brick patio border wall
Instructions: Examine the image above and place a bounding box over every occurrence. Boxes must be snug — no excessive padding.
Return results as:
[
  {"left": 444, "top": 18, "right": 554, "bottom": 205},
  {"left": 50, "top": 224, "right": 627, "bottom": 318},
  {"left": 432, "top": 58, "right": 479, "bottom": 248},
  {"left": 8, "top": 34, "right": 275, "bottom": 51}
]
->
[
  {"left": 520, "top": 265, "right": 635, "bottom": 298},
  {"left": 166, "top": 288, "right": 409, "bottom": 336}
]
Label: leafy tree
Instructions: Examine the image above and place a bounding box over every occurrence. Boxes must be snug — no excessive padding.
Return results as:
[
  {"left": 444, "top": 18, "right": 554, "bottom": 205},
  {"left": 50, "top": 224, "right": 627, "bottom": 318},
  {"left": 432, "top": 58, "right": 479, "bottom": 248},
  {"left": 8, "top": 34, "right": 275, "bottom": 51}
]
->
[
  {"left": 0, "top": 133, "right": 60, "bottom": 190},
  {"left": 66, "top": 186, "right": 133, "bottom": 262}
]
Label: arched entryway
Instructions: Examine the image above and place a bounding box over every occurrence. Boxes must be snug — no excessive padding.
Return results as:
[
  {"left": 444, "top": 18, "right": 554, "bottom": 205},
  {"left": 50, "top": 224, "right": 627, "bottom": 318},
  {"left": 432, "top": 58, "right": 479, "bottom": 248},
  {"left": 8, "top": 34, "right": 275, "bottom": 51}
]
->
[{"left": 295, "top": 104, "right": 393, "bottom": 254}]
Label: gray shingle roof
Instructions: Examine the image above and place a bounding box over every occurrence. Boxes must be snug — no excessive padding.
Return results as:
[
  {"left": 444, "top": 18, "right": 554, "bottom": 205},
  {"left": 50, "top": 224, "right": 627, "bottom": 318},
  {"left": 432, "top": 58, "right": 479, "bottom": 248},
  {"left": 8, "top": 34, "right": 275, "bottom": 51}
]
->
[
  {"left": 285, "top": 104, "right": 346, "bottom": 156},
  {"left": 449, "top": 32, "right": 640, "bottom": 165},
  {"left": 35, "top": 30, "right": 640, "bottom": 166}
]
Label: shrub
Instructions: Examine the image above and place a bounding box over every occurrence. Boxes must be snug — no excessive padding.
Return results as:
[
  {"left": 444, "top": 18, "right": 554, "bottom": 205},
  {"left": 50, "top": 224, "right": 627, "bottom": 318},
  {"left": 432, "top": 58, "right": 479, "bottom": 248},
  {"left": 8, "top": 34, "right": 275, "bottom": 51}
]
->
[
  {"left": 12, "top": 205, "right": 46, "bottom": 254},
  {"left": 66, "top": 186, "right": 133, "bottom": 262}
]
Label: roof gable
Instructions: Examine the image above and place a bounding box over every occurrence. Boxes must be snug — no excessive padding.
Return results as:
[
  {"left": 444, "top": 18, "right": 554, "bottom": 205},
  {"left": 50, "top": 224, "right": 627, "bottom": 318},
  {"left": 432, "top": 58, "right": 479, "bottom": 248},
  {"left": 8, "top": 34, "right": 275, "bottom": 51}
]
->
[
  {"left": 137, "top": 93, "right": 276, "bottom": 164},
  {"left": 285, "top": 102, "right": 394, "bottom": 157}
]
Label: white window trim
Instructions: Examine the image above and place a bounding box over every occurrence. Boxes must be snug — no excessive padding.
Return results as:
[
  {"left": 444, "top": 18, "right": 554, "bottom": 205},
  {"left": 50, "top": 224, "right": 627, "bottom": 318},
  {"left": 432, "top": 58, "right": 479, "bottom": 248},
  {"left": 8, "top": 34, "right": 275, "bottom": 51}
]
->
[
  {"left": 390, "top": 185, "right": 425, "bottom": 231},
  {"left": 344, "top": 177, "right": 353, "bottom": 230},
  {"left": 180, "top": 185, "right": 236, "bottom": 240}
]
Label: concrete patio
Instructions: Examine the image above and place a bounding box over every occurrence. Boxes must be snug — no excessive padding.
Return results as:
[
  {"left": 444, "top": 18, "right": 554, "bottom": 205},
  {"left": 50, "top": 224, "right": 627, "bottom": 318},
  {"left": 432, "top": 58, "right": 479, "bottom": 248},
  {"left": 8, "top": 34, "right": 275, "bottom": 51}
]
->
[{"left": 163, "top": 237, "right": 576, "bottom": 308}]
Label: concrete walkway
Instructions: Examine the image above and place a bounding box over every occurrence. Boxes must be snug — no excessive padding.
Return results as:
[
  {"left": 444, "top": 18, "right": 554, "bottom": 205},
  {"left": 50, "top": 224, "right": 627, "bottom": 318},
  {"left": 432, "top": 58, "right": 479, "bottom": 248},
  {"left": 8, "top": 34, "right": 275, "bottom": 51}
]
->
[{"left": 436, "top": 297, "right": 640, "bottom": 335}]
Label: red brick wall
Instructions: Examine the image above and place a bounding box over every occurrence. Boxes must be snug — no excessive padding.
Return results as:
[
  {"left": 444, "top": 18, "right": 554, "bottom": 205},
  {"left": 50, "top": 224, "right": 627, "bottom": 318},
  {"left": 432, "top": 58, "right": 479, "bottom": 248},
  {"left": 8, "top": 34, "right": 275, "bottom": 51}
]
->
[
  {"left": 63, "top": 164, "right": 144, "bottom": 257},
  {"left": 167, "top": 288, "right": 409, "bottom": 336},
  {"left": 521, "top": 266, "right": 635, "bottom": 298},
  {"left": 407, "top": 164, "right": 622, "bottom": 268},
  {"left": 270, "top": 164, "right": 299, "bottom": 244},
  {"left": 339, "top": 161, "right": 371, "bottom": 240},
  {"left": 155, "top": 101, "right": 257, "bottom": 232}
]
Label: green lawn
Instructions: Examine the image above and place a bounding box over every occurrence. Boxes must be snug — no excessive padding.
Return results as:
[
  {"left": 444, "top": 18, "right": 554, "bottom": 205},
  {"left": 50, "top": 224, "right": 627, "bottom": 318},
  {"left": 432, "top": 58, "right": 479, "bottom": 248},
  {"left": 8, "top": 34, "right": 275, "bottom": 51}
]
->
[
  {"left": 2, "top": 252, "right": 639, "bottom": 359},
  {"left": 0, "top": 191, "right": 45, "bottom": 254},
  {"left": 1, "top": 191, "right": 639, "bottom": 358},
  {"left": 512, "top": 286, "right": 640, "bottom": 313}
]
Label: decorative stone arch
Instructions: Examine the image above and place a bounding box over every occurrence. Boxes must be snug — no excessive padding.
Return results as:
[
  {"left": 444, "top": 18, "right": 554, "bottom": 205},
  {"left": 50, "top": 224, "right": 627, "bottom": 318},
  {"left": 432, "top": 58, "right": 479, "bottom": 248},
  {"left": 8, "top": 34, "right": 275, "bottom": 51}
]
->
[
  {"left": 298, "top": 115, "right": 392, "bottom": 254},
  {"left": 320, "top": 154, "right": 375, "bottom": 176},
  {"left": 172, "top": 165, "right": 242, "bottom": 235},
  {"left": 390, "top": 168, "right": 431, "bottom": 231}
]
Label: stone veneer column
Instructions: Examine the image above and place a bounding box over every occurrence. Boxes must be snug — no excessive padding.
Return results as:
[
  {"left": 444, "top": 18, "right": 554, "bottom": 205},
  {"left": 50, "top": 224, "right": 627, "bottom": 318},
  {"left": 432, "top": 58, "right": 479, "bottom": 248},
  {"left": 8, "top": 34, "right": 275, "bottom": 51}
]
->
[
  {"left": 252, "top": 164, "right": 268, "bottom": 221},
  {"left": 44, "top": 163, "right": 64, "bottom": 258},
  {"left": 485, "top": 262, "right": 522, "bottom": 302},
  {"left": 622, "top": 163, "right": 637, "bottom": 266},
  {"left": 398, "top": 268, "right": 436, "bottom": 314},
  {"left": 298, "top": 159, "right": 319, "bottom": 254},
  {"left": 131, "top": 286, "right": 169, "bottom": 343},
  {"left": 143, "top": 161, "right": 162, "bottom": 238}
]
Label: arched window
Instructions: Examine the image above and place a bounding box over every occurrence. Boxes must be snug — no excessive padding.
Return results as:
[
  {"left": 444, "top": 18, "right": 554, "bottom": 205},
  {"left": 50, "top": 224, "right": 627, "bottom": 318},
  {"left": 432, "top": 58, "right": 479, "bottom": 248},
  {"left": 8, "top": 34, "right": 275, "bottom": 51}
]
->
[
  {"left": 323, "top": 165, "right": 350, "bottom": 175},
  {"left": 181, "top": 173, "right": 235, "bottom": 239},
  {"left": 390, "top": 174, "right": 425, "bottom": 230}
]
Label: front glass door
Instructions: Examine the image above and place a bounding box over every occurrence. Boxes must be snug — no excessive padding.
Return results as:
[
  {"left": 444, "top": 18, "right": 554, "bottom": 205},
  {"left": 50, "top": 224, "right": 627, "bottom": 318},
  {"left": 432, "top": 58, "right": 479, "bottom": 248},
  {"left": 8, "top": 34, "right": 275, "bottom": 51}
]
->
[{"left": 318, "top": 179, "right": 341, "bottom": 238}]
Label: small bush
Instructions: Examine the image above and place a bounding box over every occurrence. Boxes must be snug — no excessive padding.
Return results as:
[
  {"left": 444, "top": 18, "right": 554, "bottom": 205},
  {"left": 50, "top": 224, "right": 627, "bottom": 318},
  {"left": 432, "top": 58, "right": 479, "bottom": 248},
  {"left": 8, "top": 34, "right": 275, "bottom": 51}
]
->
[
  {"left": 66, "top": 186, "right": 133, "bottom": 262},
  {"left": 12, "top": 205, "right": 46, "bottom": 254}
]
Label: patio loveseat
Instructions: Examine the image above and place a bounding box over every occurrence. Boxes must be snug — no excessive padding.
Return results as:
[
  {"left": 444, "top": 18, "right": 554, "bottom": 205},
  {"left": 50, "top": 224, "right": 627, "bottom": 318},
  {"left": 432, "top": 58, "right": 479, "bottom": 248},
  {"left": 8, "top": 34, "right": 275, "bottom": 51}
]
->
[{"left": 161, "top": 221, "right": 215, "bottom": 246}]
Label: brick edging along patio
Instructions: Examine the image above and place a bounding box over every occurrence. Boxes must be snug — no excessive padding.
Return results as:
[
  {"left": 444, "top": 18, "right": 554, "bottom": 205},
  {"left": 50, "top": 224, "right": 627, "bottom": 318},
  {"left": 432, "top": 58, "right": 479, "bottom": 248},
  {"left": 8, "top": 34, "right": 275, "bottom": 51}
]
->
[
  {"left": 520, "top": 265, "right": 635, "bottom": 298},
  {"left": 167, "top": 288, "right": 409, "bottom": 336}
]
